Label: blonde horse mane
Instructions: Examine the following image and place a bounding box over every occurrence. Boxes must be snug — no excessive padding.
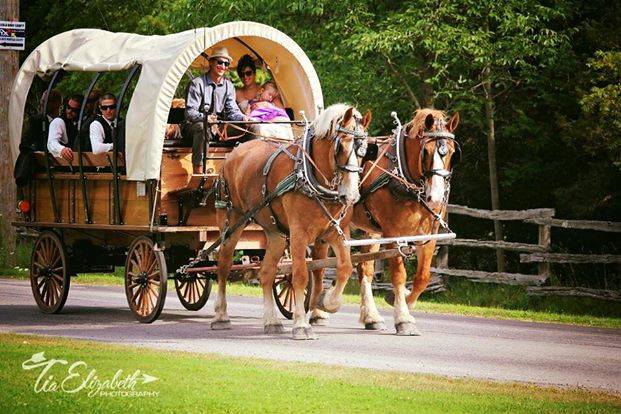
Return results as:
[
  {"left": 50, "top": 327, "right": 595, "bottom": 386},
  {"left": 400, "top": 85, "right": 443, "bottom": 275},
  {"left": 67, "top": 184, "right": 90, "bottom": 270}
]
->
[
  {"left": 407, "top": 108, "right": 446, "bottom": 137},
  {"left": 311, "top": 103, "right": 362, "bottom": 140}
]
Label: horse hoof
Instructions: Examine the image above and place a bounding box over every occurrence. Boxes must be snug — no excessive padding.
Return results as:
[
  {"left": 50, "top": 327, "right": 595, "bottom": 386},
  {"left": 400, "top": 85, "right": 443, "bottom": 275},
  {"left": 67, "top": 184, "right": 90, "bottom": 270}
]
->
[
  {"left": 384, "top": 291, "right": 395, "bottom": 306},
  {"left": 264, "top": 324, "right": 285, "bottom": 334},
  {"left": 395, "top": 322, "right": 421, "bottom": 336},
  {"left": 309, "top": 316, "right": 330, "bottom": 326},
  {"left": 292, "top": 326, "right": 318, "bottom": 340},
  {"left": 211, "top": 320, "right": 231, "bottom": 330},
  {"left": 365, "top": 321, "right": 386, "bottom": 331},
  {"left": 316, "top": 291, "right": 340, "bottom": 314}
]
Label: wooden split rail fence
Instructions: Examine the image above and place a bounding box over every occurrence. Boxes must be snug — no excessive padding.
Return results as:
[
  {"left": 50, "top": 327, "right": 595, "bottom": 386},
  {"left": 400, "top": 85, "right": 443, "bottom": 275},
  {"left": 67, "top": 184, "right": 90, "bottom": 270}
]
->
[{"left": 429, "top": 204, "right": 621, "bottom": 301}]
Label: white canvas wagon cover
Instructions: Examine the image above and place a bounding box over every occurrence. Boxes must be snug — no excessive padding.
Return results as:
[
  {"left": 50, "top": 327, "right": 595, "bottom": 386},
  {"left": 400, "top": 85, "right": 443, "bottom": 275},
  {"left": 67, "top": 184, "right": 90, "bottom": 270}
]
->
[{"left": 9, "top": 21, "right": 323, "bottom": 180}]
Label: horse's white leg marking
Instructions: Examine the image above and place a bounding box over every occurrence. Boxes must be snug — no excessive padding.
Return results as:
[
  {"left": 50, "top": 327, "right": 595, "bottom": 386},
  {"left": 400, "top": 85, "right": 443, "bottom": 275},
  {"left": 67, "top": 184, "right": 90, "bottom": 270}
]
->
[
  {"left": 359, "top": 275, "right": 385, "bottom": 325},
  {"left": 393, "top": 283, "right": 416, "bottom": 326}
]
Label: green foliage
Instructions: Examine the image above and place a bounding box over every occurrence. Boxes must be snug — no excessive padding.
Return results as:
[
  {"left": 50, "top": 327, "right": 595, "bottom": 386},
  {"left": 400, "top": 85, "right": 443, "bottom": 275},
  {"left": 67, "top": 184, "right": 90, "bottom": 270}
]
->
[{"left": 580, "top": 51, "right": 621, "bottom": 167}]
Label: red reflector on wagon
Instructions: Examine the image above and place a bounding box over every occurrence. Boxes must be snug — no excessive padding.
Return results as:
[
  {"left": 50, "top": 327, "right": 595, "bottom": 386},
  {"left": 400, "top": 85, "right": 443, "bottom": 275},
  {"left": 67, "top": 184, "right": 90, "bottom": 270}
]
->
[{"left": 17, "top": 200, "right": 30, "bottom": 213}]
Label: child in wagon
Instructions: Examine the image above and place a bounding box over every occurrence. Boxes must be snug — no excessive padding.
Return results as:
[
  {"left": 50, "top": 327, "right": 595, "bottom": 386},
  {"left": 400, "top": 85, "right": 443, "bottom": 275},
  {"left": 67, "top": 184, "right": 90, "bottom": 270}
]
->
[{"left": 245, "top": 81, "right": 290, "bottom": 123}]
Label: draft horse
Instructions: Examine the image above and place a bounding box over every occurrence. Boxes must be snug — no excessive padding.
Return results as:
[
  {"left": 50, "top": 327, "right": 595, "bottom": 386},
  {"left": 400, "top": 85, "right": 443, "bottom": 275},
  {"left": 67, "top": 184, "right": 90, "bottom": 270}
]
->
[
  {"left": 212, "top": 104, "right": 372, "bottom": 340},
  {"left": 309, "top": 108, "right": 460, "bottom": 335}
]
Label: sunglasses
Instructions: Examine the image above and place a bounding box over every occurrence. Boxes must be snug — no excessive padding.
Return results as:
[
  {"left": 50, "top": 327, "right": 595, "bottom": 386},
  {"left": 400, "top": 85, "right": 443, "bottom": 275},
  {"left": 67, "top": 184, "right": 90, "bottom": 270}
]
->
[
  {"left": 66, "top": 105, "right": 80, "bottom": 112},
  {"left": 100, "top": 104, "right": 116, "bottom": 111},
  {"left": 214, "top": 59, "right": 230, "bottom": 67},
  {"left": 241, "top": 70, "right": 254, "bottom": 78}
]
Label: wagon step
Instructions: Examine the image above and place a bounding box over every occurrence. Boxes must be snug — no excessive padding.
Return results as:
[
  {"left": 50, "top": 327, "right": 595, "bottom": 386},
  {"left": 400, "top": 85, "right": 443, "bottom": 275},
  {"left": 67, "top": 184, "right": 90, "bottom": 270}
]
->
[{"left": 168, "top": 173, "right": 218, "bottom": 197}]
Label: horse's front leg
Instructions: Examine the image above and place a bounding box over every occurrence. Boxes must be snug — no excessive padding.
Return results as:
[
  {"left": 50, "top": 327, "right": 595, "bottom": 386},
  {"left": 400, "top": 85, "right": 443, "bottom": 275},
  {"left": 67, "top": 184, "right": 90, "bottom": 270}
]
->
[
  {"left": 405, "top": 241, "right": 436, "bottom": 309},
  {"left": 309, "top": 238, "right": 330, "bottom": 326},
  {"left": 389, "top": 251, "right": 420, "bottom": 336},
  {"left": 316, "top": 229, "right": 353, "bottom": 314},
  {"left": 290, "top": 235, "right": 317, "bottom": 340},
  {"left": 212, "top": 210, "right": 245, "bottom": 330},
  {"left": 357, "top": 239, "right": 386, "bottom": 330},
  {"left": 259, "top": 232, "right": 288, "bottom": 334}
]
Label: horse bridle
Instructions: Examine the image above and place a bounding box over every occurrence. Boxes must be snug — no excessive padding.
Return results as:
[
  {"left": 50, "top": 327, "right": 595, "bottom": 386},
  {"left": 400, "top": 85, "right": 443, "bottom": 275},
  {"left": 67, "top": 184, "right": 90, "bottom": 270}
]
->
[
  {"left": 332, "top": 115, "right": 369, "bottom": 174},
  {"left": 419, "top": 129, "right": 462, "bottom": 180},
  {"left": 300, "top": 113, "right": 368, "bottom": 200}
]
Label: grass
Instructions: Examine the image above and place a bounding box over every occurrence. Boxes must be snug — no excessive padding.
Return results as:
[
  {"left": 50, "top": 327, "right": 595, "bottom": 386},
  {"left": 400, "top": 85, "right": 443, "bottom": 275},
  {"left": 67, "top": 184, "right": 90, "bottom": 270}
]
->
[
  {"left": 1, "top": 333, "right": 619, "bottom": 413},
  {"left": 3, "top": 269, "right": 621, "bottom": 329}
]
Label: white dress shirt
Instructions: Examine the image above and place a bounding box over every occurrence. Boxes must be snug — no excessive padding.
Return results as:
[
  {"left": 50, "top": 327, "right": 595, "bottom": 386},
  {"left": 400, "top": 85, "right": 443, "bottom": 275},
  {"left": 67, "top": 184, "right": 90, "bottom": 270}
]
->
[
  {"left": 89, "top": 117, "right": 114, "bottom": 154},
  {"left": 47, "top": 117, "right": 70, "bottom": 158}
]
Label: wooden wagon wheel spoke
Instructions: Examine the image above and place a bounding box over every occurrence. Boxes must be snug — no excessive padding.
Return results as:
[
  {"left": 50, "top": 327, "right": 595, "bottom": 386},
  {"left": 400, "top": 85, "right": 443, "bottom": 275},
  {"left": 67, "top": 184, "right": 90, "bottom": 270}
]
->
[
  {"left": 132, "top": 286, "right": 142, "bottom": 303},
  {"left": 127, "top": 281, "right": 140, "bottom": 290},
  {"left": 174, "top": 270, "right": 211, "bottom": 312},
  {"left": 139, "top": 289, "right": 148, "bottom": 315}
]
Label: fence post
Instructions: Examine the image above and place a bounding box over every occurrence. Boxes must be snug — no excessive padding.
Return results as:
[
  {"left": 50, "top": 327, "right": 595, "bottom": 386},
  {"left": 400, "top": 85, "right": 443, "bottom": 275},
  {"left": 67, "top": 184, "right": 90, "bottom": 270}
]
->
[
  {"left": 538, "top": 224, "right": 551, "bottom": 279},
  {"left": 435, "top": 213, "right": 449, "bottom": 268}
]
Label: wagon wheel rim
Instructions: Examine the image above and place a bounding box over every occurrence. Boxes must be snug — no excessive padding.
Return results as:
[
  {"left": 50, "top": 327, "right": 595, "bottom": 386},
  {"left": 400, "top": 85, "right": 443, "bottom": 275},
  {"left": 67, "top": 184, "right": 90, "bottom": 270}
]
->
[
  {"left": 125, "top": 237, "right": 167, "bottom": 322},
  {"left": 174, "top": 273, "right": 211, "bottom": 311},
  {"left": 30, "top": 231, "right": 69, "bottom": 313}
]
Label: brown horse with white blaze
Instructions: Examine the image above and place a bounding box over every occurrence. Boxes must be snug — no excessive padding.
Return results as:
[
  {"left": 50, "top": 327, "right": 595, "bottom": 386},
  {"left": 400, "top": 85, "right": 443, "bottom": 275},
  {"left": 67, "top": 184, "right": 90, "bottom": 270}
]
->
[
  {"left": 309, "top": 108, "right": 460, "bottom": 335},
  {"left": 212, "top": 104, "right": 371, "bottom": 340}
]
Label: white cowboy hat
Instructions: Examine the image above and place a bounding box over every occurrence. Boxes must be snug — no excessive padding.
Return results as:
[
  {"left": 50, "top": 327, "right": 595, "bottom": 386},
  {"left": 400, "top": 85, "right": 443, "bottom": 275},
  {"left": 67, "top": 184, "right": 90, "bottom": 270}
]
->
[{"left": 208, "top": 47, "right": 232, "bottom": 63}]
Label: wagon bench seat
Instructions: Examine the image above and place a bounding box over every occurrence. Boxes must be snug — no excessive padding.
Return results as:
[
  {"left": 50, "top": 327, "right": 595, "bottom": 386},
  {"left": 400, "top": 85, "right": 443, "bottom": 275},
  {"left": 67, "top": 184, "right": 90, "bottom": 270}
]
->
[{"left": 33, "top": 151, "right": 125, "bottom": 169}]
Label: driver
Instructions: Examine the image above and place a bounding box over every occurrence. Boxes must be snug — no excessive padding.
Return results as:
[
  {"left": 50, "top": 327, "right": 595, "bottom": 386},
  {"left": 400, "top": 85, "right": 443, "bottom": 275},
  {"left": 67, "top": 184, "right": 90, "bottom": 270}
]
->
[{"left": 185, "top": 47, "right": 247, "bottom": 174}]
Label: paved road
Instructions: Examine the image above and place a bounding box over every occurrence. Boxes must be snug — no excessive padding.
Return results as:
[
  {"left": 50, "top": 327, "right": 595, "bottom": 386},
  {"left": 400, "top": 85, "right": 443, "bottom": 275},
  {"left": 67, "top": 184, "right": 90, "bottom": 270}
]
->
[{"left": 1, "top": 279, "right": 620, "bottom": 393}]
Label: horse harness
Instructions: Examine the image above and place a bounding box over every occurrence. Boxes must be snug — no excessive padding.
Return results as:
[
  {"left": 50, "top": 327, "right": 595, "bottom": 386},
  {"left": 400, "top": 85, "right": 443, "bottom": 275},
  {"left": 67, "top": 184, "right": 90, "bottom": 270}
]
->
[
  {"left": 359, "top": 120, "right": 461, "bottom": 233},
  {"left": 198, "top": 116, "right": 368, "bottom": 260}
]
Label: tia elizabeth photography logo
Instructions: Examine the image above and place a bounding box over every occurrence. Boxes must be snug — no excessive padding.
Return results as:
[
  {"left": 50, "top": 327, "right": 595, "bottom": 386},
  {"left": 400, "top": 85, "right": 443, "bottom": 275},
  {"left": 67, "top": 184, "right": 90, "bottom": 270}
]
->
[{"left": 21, "top": 351, "right": 160, "bottom": 398}]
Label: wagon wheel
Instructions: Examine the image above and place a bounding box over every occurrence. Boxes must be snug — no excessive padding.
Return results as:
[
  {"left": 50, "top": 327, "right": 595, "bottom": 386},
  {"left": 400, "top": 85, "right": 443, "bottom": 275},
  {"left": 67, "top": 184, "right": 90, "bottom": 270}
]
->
[
  {"left": 124, "top": 236, "right": 167, "bottom": 323},
  {"left": 30, "top": 231, "right": 70, "bottom": 314},
  {"left": 175, "top": 273, "right": 211, "bottom": 311},
  {"left": 273, "top": 273, "right": 313, "bottom": 320}
]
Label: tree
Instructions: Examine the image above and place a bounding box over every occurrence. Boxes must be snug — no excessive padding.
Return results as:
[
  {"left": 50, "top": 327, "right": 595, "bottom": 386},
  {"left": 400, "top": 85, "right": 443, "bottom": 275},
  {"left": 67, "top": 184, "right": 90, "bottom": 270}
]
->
[
  {"left": 1, "top": 1, "right": 19, "bottom": 266},
  {"left": 346, "top": 0, "right": 571, "bottom": 271}
]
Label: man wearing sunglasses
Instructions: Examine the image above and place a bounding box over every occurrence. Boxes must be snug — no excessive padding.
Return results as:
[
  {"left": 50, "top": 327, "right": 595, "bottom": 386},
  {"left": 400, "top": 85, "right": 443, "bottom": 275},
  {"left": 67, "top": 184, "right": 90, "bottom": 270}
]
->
[
  {"left": 185, "top": 47, "right": 247, "bottom": 174},
  {"left": 89, "top": 93, "right": 125, "bottom": 154},
  {"left": 47, "top": 94, "right": 83, "bottom": 162}
]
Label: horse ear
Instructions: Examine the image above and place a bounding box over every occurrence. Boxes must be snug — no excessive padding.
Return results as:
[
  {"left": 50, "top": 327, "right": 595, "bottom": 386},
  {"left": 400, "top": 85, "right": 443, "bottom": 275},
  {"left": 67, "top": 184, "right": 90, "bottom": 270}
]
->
[
  {"left": 424, "top": 114, "right": 434, "bottom": 130},
  {"left": 447, "top": 112, "right": 460, "bottom": 132},
  {"left": 341, "top": 107, "right": 354, "bottom": 126},
  {"left": 361, "top": 110, "right": 372, "bottom": 129}
]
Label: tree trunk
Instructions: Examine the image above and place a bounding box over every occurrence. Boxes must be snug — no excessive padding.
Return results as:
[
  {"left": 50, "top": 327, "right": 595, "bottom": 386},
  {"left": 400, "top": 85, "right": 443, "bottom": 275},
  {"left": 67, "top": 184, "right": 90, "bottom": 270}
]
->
[
  {"left": 0, "top": 2, "right": 20, "bottom": 267},
  {"left": 482, "top": 66, "right": 506, "bottom": 272}
]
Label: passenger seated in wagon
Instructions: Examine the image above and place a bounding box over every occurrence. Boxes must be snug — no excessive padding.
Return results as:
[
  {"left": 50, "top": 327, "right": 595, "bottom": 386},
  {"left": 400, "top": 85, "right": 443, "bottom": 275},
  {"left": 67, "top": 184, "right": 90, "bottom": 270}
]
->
[
  {"left": 235, "top": 55, "right": 293, "bottom": 141},
  {"left": 89, "top": 92, "right": 126, "bottom": 154},
  {"left": 47, "top": 94, "right": 83, "bottom": 161},
  {"left": 23, "top": 89, "right": 62, "bottom": 152}
]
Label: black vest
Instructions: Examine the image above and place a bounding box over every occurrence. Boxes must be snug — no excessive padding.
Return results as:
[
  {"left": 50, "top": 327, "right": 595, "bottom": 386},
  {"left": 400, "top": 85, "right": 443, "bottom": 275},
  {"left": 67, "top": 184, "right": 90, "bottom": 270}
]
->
[
  {"left": 63, "top": 116, "right": 79, "bottom": 149},
  {"left": 92, "top": 115, "right": 126, "bottom": 153}
]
